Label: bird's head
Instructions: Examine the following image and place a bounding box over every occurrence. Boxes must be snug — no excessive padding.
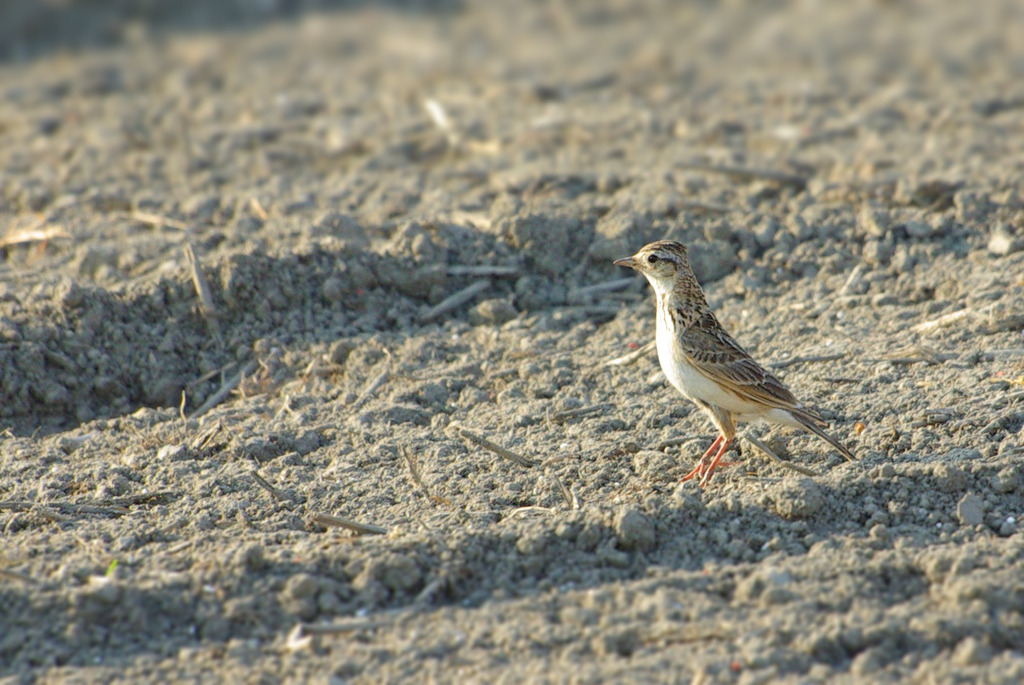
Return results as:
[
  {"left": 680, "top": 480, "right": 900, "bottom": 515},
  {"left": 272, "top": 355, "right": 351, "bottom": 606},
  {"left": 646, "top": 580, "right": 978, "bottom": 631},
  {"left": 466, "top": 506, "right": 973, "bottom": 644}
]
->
[{"left": 614, "top": 240, "right": 691, "bottom": 294}]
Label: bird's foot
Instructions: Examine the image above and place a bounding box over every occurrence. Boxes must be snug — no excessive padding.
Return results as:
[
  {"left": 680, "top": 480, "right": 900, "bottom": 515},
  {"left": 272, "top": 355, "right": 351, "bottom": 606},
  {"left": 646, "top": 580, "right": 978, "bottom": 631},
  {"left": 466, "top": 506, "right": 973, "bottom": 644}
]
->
[
  {"left": 682, "top": 436, "right": 733, "bottom": 487},
  {"left": 681, "top": 459, "right": 737, "bottom": 486},
  {"left": 681, "top": 459, "right": 709, "bottom": 483}
]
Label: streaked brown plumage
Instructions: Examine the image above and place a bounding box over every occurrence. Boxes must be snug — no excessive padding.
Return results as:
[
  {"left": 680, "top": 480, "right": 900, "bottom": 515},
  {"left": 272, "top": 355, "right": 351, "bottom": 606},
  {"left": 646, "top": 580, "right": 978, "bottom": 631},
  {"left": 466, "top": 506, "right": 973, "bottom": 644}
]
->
[{"left": 615, "top": 240, "right": 855, "bottom": 485}]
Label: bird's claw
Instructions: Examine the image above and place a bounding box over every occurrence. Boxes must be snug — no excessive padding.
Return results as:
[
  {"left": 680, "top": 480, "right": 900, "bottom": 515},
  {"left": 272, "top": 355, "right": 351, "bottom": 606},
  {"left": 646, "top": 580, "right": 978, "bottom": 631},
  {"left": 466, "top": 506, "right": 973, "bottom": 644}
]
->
[{"left": 682, "top": 436, "right": 733, "bottom": 487}]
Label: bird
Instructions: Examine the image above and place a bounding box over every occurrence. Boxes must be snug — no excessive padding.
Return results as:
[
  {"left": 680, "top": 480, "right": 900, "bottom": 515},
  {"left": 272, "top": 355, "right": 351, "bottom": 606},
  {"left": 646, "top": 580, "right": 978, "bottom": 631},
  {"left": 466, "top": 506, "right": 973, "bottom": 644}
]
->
[{"left": 614, "top": 240, "right": 855, "bottom": 486}]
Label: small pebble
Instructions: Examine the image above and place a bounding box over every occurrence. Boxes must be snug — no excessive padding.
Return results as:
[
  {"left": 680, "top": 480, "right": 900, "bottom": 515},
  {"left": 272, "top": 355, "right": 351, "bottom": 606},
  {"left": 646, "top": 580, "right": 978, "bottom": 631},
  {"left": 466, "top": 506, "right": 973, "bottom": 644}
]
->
[
  {"left": 752, "top": 216, "right": 780, "bottom": 249},
  {"left": 862, "top": 238, "right": 895, "bottom": 266},
  {"left": 469, "top": 298, "right": 517, "bottom": 325},
  {"left": 157, "top": 444, "right": 188, "bottom": 461},
  {"left": 328, "top": 339, "right": 356, "bottom": 365},
  {"left": 322, "top": 276, "right": 346, "bottom": 302},
  {"left": 956, "top": 493, "right": 984, "bottom": 527},
  {"left": 932, "top": 463, "right": 967, "bottom": 494},
  {"left": 771, "top": 478, "right": 824, "bottom": 520},
  {"left": 310, "top": 211, "right": 364, "bottom": 240},
  {"left": 892, "top": 245, "right": 916, "bottom": 273},
  {"left": 988, "top": 222, "right": 1022, "bottom": 256},
  {"left": 903, "top": 220, "right": 932, "bottom": 239},
  {"left": 952, "top": 636, "right": 992, "bottom": 666},
  {"left": 992, "top": 467, "right": 1019, "bottom": 494},
  {"left": 285, "top": 574, "right": 318, "bottom": 599},
  {"left": 379, "top": 554, "right": 422, "bottom": 593},
  {"left": 786, "top": 214, "right": 814, "bottom": 242},
  {"left": 614, "top": 507, "right": 656, "bottom": 551},
  {"left": 858, "top": 205, "right": 891, "bottom": 238},
  {"left": 850, "top": 648, "right": 882, "bottom": 676},
  {"left": 954, "top": 190, "right": 992, "bottom": 224}
]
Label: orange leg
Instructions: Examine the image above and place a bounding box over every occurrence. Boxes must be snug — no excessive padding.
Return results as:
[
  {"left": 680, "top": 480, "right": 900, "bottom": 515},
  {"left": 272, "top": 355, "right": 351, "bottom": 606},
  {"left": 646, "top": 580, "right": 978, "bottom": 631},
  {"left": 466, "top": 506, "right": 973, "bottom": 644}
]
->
[
  {"left": 681, "top": 435, "right": 736, "bottom": 486},
  {"left": 681, "top": 435, "right": 723, "bottom": 483},
  {"left": 699, "top": 437, "right": 733, "bottom": 487}
]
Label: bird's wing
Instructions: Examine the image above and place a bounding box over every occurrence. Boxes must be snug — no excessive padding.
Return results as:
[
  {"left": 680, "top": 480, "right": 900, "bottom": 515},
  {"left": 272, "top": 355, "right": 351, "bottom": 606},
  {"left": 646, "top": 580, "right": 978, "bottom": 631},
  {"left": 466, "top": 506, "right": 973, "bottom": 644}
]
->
[{"left": 677, "top": 309, "right": 819, "bottom": 419}]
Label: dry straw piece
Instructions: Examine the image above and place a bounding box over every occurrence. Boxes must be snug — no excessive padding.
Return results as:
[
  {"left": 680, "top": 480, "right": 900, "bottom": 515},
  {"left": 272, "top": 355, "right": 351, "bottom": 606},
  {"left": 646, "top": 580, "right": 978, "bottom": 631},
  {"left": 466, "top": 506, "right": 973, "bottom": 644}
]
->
[
  {"left": 311, "top": 512, "right": 387, "bottom": 536},
  {"left": 449, "top": 423, "right": 537, "bottom": 468}
]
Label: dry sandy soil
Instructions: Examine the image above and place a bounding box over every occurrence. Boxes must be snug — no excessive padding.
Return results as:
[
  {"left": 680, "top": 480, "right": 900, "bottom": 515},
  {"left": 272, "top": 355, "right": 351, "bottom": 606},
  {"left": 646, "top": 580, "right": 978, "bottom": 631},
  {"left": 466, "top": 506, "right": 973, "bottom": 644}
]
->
[{"left": 2, "top": 0, "right": 1024, "bottom": 682}]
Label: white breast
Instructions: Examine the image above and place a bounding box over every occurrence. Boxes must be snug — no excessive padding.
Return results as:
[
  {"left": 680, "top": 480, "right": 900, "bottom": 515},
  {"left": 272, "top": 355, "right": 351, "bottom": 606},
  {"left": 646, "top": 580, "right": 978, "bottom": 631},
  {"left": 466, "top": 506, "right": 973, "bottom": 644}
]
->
[{"left": 655, "top": 305, "right": 755, "bottom": 415}]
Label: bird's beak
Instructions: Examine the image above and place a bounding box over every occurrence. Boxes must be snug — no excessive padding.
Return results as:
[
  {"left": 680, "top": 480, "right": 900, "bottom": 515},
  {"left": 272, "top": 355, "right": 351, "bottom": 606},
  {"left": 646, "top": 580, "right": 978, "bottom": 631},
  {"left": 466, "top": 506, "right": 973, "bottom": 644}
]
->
[{"left": 613, "top": 256, "right": 635, "bottom": 269}]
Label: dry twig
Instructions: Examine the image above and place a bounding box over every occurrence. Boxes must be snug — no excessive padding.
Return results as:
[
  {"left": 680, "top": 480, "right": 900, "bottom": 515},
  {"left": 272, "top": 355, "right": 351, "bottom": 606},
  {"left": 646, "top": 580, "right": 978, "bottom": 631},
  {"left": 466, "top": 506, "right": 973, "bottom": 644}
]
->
[
  {"left": 568, "top": 278, "right": 636, "bottom": 303},
  {"left": 120, "top": 211, "right": 189, "bottom": 231},
  {"left": 549, "top": 403, "right": 614, "bottom": 424},
  {"left": 189, "top": 420, "right": 225, "bottom": 451},
  {"left": 507, "top": 506, "right": 556, "bottom": 517},
  {"left": 912, "top": 309, "right": 972, "bottom": 334},
  {"left": 424, "top": 97, "right": 458, "bottom": 146},
  {"left": 447, "top": 265, "right": 519, "bottom": 278},
  {"left": 251, "top": 470, "right": 289, "bottom": 502},
  {"left": 284, "top": 625, "right": 313, "bottom": 652},
  {"left": 414, "top": 576, "right": 448, "bottom": 605},
  {"left": 0, "top": 500, "right": 128, "bottom": 519},
  {"left": 401, "top": 447, "right": 433, "bottom": 500},
  {"left": 73, "top": 504, "right": 130, "bottom": 516},
  {"left": 604, "top": 340, "right": 656, "bottom": 367},
  {"left": 298, "top": 617, "right": 393, "bottom": 635},
  {"left": 551, "top": 475, "right": 577, "bottom": 509},
  {"left": 447, "top": 210, "right": 493, "bottom": 231},
  {"left": 0, "top": 568, "right": 36, "bottom": 583},
  {"left": 0, "top": 502, "right": 70, "bottom": 522},
  {"left": 189, "top": 359, "right": 259, "bottom": 419},
  {"left": 449, "top": 423, "right": 537, "bottom": 467},
  {"left": 769, "top": 353, "right": 845, "bottom": 370},
  {"left": 818, "top": 376, "right": 861, "bottom": 385},
  {"left": 184, "top": 243, "right": 220, "bottom": 333},
  {"left": 419, "top": 280, "right": 490, "bottom": 323},
  {"left": 677, "top": 162, "right": 808, "bottom": 188},
  {"left": 311, "top": 512, "right": 387, "bottom": 535},
  {"left": 109, "top": 491, "right": 178, "bottom": 506},
  {"left": 350, "top": 350, "right": 392, "bottom": 412},
  {"left": 249, "top": 197, "right": 268, "bottom": 221},
  {"left": 870, "top": 345, "right": 957, "bottom": 365},
  {"left": 742, "top": 434, "right": 819, "bottom": 477},
  {"left": 0, "top": 218, "right": 70, "bottom": 249}
]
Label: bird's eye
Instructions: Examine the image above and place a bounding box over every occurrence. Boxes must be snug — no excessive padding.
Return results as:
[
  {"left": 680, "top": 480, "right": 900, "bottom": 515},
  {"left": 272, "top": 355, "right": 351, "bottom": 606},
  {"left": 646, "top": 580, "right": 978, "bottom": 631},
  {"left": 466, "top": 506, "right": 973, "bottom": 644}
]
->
[{"left": 647, "top": 254, "right": 659, "bottom": 264}]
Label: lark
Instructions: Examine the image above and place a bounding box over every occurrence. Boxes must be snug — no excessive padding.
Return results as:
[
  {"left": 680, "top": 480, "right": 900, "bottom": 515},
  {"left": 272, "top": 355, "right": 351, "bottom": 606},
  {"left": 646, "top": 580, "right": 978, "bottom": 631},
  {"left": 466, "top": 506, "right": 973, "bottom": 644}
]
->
[{"left": 615, "top": 240, "right": 854, "bottom": 486}]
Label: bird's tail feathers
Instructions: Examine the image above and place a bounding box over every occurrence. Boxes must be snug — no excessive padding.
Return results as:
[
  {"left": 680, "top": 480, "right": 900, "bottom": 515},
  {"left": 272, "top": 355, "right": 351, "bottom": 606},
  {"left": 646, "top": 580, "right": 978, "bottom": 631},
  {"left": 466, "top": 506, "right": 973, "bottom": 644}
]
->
[{"left": 795, "top": 414, "right": 856, "bottom": 461}]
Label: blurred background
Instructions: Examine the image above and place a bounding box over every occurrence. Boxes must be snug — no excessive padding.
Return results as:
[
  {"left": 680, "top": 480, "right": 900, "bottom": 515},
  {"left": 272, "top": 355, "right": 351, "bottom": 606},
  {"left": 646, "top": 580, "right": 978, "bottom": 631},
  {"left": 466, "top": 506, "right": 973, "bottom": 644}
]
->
[
  {"left": 1, "top": 0, "right": 1023, "bottom": 309},
  {"left": 3, "top": 0, "right": 1021, "bottom": 225},
  {"left": 2, "top": 0, "right": 1022, "bottom": 304},
  {"left": 2, "top": 0, "right": 1022, "bottom": 381}
]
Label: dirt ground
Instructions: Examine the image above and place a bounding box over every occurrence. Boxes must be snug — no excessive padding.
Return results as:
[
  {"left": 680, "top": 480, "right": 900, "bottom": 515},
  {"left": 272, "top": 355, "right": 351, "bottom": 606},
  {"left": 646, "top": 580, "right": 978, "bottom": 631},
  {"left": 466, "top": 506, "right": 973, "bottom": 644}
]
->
[{"left": 2, "top": 0, "right": 1024, "bottom": 682}]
